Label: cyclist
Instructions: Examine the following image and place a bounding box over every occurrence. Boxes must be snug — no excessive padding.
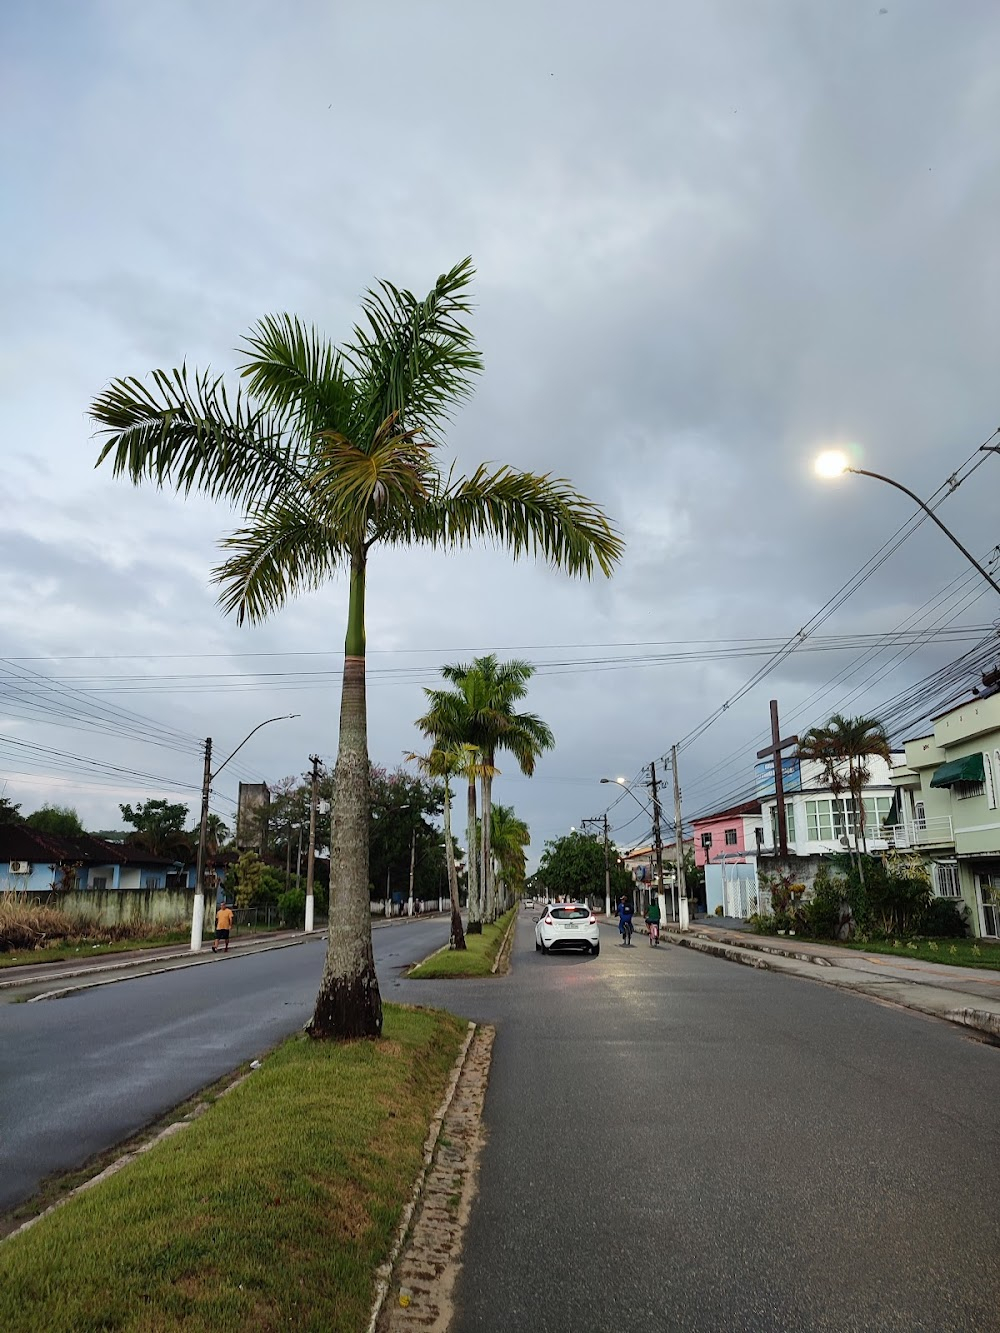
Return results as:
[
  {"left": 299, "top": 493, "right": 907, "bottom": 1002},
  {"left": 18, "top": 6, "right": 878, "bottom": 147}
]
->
[
  {"left": 616, "top": 896, "right": 634, "bottom": 945},
  {"left": 645, "top": 894, "right": 661, "bottom": 945}
]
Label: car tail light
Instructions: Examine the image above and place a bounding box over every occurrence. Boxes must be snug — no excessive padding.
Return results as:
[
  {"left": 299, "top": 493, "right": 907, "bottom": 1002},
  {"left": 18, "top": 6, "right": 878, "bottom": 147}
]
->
[
  {"left": 544, "top": 916, "right": 553, "bottom": 925},
  {"left": 588, "top": 915, "right": 596, "bottom": 924}
]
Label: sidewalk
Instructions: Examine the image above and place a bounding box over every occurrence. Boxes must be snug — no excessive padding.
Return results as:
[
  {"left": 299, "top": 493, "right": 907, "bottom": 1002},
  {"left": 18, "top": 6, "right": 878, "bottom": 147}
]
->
[
  {"left": 652, "top": 920, "right": 1000, "bottom": 1040},
  {"left": 0, "top": 911, "right": 447, "bottom": 998}
]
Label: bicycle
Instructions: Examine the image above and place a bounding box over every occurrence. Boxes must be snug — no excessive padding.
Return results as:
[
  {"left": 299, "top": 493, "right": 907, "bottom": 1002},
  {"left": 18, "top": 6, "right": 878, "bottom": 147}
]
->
[
  {"left": 619, "top": 918, "right": 634, "bottom": 946},
  {"left": 647, "top": 920, "right": 660, "bottom": 946}
]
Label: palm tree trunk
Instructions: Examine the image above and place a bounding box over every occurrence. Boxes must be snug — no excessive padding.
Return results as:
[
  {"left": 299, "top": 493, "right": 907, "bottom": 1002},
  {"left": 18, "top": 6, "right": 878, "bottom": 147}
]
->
[
  {"left": 466, "top": 777, "right": 481, "bottom": 933},
  {"left": 309, "top": 549, "right": 382, "bottom": 1039},
  {"left": 443, "top": 774, "right": 466, "bottom": 949},
  {"left": 481, "top": 760, "right": 495, "bottom": 922}
]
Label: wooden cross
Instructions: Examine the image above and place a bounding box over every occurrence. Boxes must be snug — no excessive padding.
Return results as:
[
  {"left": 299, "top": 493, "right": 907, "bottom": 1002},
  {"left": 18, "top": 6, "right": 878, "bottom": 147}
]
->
[{"left": 756, "top": 699, "right": 799, "bottom": 858}]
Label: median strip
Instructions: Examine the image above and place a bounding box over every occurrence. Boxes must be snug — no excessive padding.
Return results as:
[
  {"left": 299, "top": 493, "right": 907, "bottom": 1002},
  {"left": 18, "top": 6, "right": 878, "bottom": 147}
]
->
[{"left": 0, "top": 1004, "right": 468, "bottom": 1332}]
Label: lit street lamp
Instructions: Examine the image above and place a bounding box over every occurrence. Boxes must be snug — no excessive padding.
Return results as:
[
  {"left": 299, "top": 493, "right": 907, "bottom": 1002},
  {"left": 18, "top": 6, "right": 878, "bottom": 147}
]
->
[
  {"left": 191, "top": 713, "right": 299, "bottom": 953},
  {"left": 814, "top": 450, "right": 1000, "bottom": 596}
]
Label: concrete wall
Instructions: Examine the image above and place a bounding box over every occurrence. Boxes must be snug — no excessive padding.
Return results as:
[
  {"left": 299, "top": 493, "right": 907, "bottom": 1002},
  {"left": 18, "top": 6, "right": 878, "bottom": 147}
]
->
[{"left": 50, "top": 887, "right": 193, "bottom": 927}]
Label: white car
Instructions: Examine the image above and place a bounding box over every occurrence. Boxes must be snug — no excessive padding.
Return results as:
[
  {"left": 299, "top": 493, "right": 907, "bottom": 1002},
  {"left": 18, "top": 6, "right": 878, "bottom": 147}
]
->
[
  {"left": 523, "top": 897, "right": 534, "bottom": 909},
  {"left": 534, "top": 902, "right": 600, "bottom": 956}
]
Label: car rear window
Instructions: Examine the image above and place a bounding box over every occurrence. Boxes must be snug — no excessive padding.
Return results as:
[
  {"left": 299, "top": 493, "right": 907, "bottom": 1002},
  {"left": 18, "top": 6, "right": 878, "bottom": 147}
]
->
[{"left": 551, "top": 907, "right": 590, "bottom": 919}]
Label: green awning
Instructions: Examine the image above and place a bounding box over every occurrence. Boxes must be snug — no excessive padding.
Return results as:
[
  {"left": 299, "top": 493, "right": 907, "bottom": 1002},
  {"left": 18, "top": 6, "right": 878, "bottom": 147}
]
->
[{"left": 930, "top": 752, "right": 985, "bottom": 788}]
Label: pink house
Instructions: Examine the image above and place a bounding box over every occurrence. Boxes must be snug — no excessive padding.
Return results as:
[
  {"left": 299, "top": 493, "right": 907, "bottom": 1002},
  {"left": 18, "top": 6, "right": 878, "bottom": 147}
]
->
[{"left": 691, "top": 800, "right": 763, "bottom": 867}]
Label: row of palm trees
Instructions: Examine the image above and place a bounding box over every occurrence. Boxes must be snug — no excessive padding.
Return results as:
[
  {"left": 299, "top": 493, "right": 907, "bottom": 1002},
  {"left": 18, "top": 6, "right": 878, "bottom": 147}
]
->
[
  {"left": 89, "top": 257, "right": 623, "bottom": 1039},
  {"left": 413, "top": 656, "right": 541, "bottom": 948}
]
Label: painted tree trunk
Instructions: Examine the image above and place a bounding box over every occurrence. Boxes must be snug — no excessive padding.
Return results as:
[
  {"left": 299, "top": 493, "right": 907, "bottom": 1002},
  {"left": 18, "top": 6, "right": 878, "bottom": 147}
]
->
[
  {"left": 309, "top": 552, "right": 382, "bottom": 1039},
  {"left": 466, "top": 777, "right": 481, "bottom": 933},
  {"left": 481, "top": 762, "right": 495, "bottom": 922},
  {"left": 443, "top": 773, "right": 466, "bottom": 949}
]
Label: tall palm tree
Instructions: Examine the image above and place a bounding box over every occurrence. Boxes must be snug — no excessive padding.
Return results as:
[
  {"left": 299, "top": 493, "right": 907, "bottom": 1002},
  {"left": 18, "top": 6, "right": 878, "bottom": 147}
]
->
[
  {"left": 489, "top": 804, "right": 530, "bottom": 912},
  {"left": 406, "top": 744, "right": 467, "bottom": 951},
  {"left": 798, "top": 713, "right": 891, "bottom": 882},
  {"left": 422, "top": 656, "right": 553, "bottom": 925},
  {"left": 89, "top": 258, "right": 623, "bottom": 1037}
]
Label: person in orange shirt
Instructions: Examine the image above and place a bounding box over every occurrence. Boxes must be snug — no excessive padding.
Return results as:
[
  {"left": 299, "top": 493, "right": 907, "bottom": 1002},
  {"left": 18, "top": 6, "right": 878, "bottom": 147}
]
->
[{"left": 212, "top": 902, "right": 235, "bottom": 953}]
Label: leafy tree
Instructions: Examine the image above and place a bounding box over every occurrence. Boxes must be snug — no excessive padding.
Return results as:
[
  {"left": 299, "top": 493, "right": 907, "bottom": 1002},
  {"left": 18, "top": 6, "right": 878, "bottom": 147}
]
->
[
  {"left": 25, "top": 805, "right": 85, "bottom": 837},
  {"left": 91, "top": 258, "right": 623, "bottom": 1038},
  {"left": 369, "top": 765, "right": 446, "bottom": 907},
  {"left": 536, "top": 831, "right": 633, "bottom": 904},
  {"left": 0, "top": 795, "right": 23, "bottom": 825},
  {"left": 119, "top": 799, "right": 192, "bottom": 858}
]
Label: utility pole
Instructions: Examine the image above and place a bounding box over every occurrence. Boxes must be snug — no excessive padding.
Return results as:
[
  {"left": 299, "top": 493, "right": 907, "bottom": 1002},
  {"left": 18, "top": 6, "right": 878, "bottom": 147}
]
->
[
  {"left": 648, "top": 761, "right": 668, "bottom": 922},
  {"left": 671, "top": 743, "right": 687, "bottom": 929},
  {"left": 407, "top": 826, "right": 417, "bottom": 917},
  {"left": 602, "top": 812, "right": 611, "bottom": 916},
  {"left": 305, "top": 754, "right": 319, "bottom": 933},
  {"left": 191, "top": 737, "right": 213, "bottom": 953},
  {"left": 756, "top": 700, "right": 799, "bottom": 859}
]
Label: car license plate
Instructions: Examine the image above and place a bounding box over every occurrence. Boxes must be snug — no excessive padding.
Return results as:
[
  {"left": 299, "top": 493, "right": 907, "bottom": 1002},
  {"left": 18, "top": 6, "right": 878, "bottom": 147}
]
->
[{"left": 564, "top": 923, "right": 577, "bottom": 930}]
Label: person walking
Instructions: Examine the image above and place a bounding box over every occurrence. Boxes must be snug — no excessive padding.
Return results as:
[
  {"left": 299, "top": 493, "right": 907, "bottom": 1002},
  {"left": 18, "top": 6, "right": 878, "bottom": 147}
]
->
[
  {"left": 212, "top": 901, "right": 234, "bottom": 953},
  {"left": 645, "top": 894, "right": 661, "bottom": 945}
]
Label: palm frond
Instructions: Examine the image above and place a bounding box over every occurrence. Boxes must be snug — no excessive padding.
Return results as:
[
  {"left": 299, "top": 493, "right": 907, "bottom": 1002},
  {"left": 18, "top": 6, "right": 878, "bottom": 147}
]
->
[
  {"left": 392, "top": 465, "right": 624, "bottom": 577},
  {"left": 311, "top": 419, "right": 435, "bottom": 538},
  {"left": 345, "top": 257, "right": 482, "bottom": 441},
  {"left": 212, "top": 500, "right": 345, "bottom": 624},
  {"left": 90, "top": 364, "right": 303, "bottom": 507},
  {"left": 237, "top": 315, "right": 359, "bottom": 441}
]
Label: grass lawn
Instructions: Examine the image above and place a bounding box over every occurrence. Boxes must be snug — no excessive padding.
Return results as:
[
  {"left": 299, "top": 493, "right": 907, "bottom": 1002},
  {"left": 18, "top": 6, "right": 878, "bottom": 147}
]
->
[
  {"left": 407, "top": 908, "right": 517, "bottom": 979},
  {"left": 0, "top": 931, "right": 191, "bottom": 969},
  {"left": 833, "top": 936, "right": 1000, "bottom": 970},
  {"left": 0, "top": 1004, "right": 467, "bottom": 1333}
]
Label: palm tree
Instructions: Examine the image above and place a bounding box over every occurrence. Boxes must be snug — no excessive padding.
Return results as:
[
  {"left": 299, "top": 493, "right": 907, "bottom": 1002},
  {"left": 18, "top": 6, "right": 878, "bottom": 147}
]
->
[
  {"left": 421, "top": 656, "right": 553, "bottom": 926},
  {"left": 406, "top": 744, "right": 467, "bottom": 950},
  {"left": 89, "top": 258, "right": 623, "bottom": 1038},
  {"left": 798, "top": 713, "right": 891, "bottom": 882},
  {"left": 489, "top": 804, "right": 530, "bottom": 912}
]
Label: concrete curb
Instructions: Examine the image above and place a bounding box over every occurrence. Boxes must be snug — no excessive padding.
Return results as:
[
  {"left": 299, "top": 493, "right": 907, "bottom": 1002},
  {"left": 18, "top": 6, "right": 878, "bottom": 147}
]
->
[
  {"left": 366, "top": 1021, "right": 478, "bottom": 1333},
  {"left": 490, "top": 911, "right": 518, "bottom": 975},
  {"left": 25, "top": 933, "right": 322, "bottom": 1002}
]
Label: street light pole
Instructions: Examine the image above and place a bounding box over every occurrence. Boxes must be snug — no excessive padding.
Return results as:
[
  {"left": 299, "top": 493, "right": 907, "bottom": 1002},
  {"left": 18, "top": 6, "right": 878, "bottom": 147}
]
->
[
  {"left": 407, "top": 826, "right": 416, "bottom": 917},
  {"left": 305, "top": 754, "right": 320, "bottom": 933},
  {"left": 814, "top": 452, "right": 1000, "bottom": 595},
  {"left": 190, "top": 713, "right": 299, "bottom": 953}
]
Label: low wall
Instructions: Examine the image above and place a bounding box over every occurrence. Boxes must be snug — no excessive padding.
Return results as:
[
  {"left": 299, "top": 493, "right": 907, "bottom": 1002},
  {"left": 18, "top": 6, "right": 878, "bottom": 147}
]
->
[{"left": 49, "top": 887, "right": 193, "bottom": 928}]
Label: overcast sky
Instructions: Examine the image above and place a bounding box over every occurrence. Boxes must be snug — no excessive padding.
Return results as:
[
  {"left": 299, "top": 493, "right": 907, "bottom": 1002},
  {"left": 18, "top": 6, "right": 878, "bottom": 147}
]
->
[{"left": 2, "top": 0, "right": 999, "bottom": 865}]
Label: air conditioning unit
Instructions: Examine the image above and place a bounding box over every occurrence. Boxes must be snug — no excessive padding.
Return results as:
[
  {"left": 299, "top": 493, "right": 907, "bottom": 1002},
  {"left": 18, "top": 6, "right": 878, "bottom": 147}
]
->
[{"left": 9, "top": 860, "right": 30, "bottom": 874}]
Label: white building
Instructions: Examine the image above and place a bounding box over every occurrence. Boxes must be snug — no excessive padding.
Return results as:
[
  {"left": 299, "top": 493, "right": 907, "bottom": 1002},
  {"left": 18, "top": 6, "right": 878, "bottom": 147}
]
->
[{"left": 757, "top": 753, "right": 903, "bottom": 859}]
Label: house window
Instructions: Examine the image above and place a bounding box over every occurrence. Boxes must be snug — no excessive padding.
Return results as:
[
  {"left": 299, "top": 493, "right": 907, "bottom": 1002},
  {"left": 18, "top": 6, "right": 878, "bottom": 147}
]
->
[
  {"left": 954, "top": 781, "right": 986, "bottom": 800},
  {"left": 932, "top": 862, "right": 962, "bottom": 898},
  {"left": 700, "top": 832, "right": 713, "bottom": 849},
  {"left": 724, "top": 828, "right": 738, "bottom": 846},
  {"left": 92, "top": 876, "right": 107, "bottom": 891},
  {"left": 770, "top": 803, "right": 796, "bottom": 846},
  {"left": 914, "top": 800, "right": 926, "bottom": 829}
]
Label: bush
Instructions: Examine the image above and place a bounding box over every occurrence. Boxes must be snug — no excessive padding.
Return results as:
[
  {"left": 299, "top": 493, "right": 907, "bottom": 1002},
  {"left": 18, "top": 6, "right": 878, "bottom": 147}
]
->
[
  {"left": 277, "top": 888, "right": 306, "bottom": 928},
  {"left": 749, "top": 912, "right": 776, "bottom": 935},
  {"left": 803, "top": 867, "right": 846, "bottom": 939},
  {"left": 920, "top": 896, "right": 967, "bottom": 938},
  {"left": 713, "top": 905, "right": 724, "bottom": 916}
]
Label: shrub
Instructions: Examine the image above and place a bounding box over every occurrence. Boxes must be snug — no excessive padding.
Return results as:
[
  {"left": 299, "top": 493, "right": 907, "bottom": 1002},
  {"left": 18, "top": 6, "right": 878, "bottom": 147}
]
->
[
  {"left": 713, "top": 905, "right": 724, "bottom": 916},
  {"left": 802, "top": 866, "right": 846, "bottom": 939},
  {"left": 749, "top": 912, "right": 776, "bottom": 935},
  {"left": 920, "top": 896, "right": 967, "bottom": 938},
  {"left": 277, "top": 888, "right": 306, "bottom": 928}
]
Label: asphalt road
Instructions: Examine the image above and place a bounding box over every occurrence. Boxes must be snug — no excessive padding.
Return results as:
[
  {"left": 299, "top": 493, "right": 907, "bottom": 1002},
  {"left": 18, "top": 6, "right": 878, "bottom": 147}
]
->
[
  {"left": 0, "top": 917, "right": 446, "bottom": 1212},
  {"left": 398, "top": 914, "right": 1000, "bottom": 1333}
]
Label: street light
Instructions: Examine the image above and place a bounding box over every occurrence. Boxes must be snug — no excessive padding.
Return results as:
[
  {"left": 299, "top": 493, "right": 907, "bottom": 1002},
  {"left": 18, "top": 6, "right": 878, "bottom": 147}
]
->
[
  {"left": 190, "top": 713, "right": 300, "bottom": 953},
  {"left": 814, "top": 450, "right": 1000, "bottom": 595}
]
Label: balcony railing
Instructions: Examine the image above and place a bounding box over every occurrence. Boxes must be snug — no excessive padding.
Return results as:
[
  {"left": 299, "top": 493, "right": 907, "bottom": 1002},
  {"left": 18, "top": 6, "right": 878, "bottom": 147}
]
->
[{"left": 884, "top": 816, "right": 954, "bottom": 849}]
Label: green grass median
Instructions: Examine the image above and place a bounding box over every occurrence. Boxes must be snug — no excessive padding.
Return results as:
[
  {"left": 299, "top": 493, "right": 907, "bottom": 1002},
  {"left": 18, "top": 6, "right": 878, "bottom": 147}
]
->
[
  {"left": 0, "top": 1004, "right": 467, "bottom": 1333},
  {"left": 834, "top": 935, "right": 1000, "bottom": 970},
  {"left": 407, "top": 908, "right": 517, "bottom": 979}
]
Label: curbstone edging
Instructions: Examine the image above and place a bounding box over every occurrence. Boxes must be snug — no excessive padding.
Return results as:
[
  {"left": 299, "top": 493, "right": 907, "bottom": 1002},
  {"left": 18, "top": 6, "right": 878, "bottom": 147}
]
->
[
  {"left": 490, "top": 910, "right": 518, "bottom": 975},
  {"left": 366, "top": 1021, "right": 478, "bottom": 1333}
]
